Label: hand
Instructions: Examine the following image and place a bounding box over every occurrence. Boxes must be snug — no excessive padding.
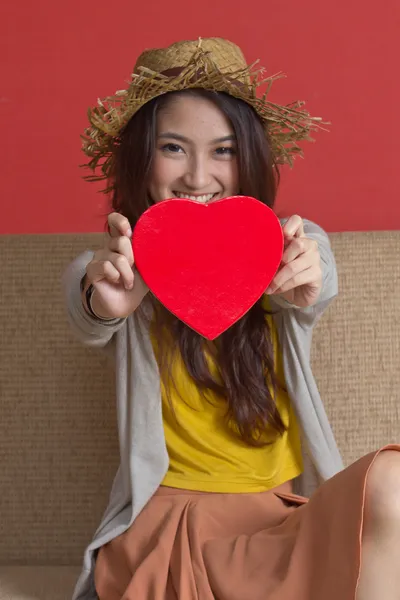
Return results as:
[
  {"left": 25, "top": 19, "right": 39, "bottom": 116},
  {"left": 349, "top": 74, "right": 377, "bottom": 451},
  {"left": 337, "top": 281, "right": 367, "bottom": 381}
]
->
[
  {"left": 85, "top": 213, "right": 148, "bottom": 319},
  {"left": 267, "top": 215, "right": 322, "bottom": 308}
]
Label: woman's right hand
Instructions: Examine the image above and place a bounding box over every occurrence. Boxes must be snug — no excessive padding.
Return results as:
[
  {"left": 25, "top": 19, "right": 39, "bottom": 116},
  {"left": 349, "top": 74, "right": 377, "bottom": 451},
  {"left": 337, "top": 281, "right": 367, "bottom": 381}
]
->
[{"left": 84, "top": 212, "right": 149, "bottom": 319}]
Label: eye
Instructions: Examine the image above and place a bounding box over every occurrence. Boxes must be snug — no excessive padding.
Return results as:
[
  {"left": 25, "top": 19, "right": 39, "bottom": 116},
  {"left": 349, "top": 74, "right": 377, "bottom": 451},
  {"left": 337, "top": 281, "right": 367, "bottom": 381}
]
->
[
  {"left": 161, "top": 143, "right": 184, "bottom": 153},
  {"left": 215, "top": 146, "right": 236, "bottom": 156}
]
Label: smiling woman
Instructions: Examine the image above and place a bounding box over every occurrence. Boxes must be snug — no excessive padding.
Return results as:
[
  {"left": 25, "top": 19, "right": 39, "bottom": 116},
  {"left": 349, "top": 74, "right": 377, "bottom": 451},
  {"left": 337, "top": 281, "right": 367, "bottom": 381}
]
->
[{"left": 63, "top": 37, "right": 400, "bottom": 600}]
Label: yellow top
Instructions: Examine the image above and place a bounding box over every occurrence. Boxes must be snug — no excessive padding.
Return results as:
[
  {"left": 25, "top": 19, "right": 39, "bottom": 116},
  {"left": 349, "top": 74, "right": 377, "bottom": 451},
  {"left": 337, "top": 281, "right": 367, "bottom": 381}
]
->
[{"left": 151, "top": 299, "right": 303, "bottom": 493}]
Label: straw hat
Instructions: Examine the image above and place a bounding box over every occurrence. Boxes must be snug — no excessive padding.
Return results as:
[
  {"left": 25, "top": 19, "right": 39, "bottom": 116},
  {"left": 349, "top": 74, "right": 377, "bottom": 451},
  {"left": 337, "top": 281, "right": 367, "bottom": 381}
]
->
[{"left": 81, "top": 37, "right": 323, "bottom": 191}]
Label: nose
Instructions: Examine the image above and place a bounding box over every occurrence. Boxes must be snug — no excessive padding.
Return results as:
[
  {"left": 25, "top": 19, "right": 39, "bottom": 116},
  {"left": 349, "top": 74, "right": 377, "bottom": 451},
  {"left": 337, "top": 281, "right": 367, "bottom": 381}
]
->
[{"left": 182, "top": 154, "right": 211, "bottom": 191}]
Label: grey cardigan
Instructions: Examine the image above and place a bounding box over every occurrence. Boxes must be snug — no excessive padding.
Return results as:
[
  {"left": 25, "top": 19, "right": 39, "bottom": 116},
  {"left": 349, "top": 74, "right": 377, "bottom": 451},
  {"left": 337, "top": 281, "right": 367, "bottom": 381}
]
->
[{"left": 62, "top": 220, "right": 343, "bottom": 600}]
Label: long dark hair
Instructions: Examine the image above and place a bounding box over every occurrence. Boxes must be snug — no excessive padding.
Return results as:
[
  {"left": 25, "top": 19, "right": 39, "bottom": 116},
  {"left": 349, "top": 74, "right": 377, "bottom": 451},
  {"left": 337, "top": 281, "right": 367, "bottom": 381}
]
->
[{"left": 111, "top": 89, "right": 285, "bottom": 445}]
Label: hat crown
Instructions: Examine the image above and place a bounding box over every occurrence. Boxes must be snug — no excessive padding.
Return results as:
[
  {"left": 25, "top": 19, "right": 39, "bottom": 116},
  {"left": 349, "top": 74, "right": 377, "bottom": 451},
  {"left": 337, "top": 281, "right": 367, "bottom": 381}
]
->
[{"left": 134, "top": 37, "right": 247, "bottom": 76}]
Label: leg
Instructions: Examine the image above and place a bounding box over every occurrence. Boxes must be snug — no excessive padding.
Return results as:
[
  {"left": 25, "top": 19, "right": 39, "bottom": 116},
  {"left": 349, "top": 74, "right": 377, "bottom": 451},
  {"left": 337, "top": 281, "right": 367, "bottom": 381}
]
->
[{"left": 357, "top": 450, "right": 400, "bottom": 599}]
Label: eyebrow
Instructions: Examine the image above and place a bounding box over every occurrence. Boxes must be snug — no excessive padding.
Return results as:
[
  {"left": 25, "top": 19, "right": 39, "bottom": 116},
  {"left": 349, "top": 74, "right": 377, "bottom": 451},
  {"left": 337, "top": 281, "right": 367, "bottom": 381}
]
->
[{"left": 158, "top": 132, "right": 236, "bottom": 144}]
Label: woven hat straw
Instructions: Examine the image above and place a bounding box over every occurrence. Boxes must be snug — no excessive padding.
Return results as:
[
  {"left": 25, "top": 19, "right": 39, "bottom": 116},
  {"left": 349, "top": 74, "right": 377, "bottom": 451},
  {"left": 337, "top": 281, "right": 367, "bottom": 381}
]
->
[
  {"left": 134, "top": 38, "right": 248, "bottom": 77},
  {"left": 81, "top": 37, "right": 323, "bottom": 191}
]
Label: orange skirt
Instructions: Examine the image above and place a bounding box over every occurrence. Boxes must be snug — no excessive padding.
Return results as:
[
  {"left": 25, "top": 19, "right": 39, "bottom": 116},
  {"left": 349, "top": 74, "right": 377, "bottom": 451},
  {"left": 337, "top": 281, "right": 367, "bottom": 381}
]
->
[{"left": 94, "top": 446, "right": 397, "bottom": 600}]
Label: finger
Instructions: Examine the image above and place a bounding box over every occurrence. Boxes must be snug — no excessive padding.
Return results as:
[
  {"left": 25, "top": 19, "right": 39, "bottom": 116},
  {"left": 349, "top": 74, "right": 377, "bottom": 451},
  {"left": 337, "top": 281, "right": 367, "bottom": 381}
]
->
[
  {"left": 268, "top": 253, "right": 314, "bottom": 293},
  {"left": 108, "top": 236, "right": 134, "bottom": 267},
  {"left": 87, "top": 260, "right": 121, "bottom": 285},
  {"left": 272, "top": 267, "right": 316, "bottom": 294},
  {"left": 107, "top": 212, "right": 132, "bottom": 239},
  {"left": 89, "top": 253, "right": 134, "bottom": 289},
  {"left": 107, "top": 253, "right": 134, "bottom": 289},
  {"left": 281, "top": 237, "right": 317, "bottom": 265},
  {"left": 282, "top": 215, "right": 304, "bottom": 244}
]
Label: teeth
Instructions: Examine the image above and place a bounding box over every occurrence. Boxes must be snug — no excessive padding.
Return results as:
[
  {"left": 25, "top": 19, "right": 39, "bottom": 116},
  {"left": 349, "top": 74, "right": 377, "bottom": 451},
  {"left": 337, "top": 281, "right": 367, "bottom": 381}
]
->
[{"left": 175, "top": 192, "right": 215, "bottom": 203}]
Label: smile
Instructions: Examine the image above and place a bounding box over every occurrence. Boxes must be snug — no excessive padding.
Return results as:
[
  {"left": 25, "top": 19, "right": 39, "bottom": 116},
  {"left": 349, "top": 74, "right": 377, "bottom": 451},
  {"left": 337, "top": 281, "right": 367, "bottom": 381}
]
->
[{"left": 174, "top": 192, "right": 218, "bottom": 203}]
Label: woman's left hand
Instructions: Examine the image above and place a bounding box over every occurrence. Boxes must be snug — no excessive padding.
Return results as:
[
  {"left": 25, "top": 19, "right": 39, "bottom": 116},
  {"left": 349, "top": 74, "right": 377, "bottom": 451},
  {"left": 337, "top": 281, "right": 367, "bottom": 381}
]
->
[{"left": 266, "top": 215, "right": 323, "bottom": 308}]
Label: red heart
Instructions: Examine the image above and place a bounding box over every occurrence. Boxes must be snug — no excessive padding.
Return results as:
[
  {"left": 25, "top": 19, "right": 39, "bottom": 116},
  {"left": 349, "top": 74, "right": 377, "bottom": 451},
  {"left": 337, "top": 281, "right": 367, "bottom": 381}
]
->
[{"left": 132, "top": 196, "right": 283, "bottom": 340}]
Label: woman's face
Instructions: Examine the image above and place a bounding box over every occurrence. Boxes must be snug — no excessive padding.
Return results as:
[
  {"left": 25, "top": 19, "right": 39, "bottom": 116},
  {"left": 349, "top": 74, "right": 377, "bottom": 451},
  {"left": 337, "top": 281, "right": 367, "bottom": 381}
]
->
[{"left": 148, "top": 94, "right": 239, "bottom": 204}]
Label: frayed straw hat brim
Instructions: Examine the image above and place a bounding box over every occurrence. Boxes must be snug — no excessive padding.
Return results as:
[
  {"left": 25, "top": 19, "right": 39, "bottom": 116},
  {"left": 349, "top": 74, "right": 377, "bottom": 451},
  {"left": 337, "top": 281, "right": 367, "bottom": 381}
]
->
[{"left": 81, "top": 38, "right": 325, "bottom": 192}]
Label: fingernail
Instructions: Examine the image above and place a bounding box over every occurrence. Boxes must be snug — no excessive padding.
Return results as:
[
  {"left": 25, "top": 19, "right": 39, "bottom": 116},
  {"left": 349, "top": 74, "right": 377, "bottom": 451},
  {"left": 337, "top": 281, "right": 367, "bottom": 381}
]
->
[
  {"left": 127, "top": 228, "right": 132, "bottom": 238},
  {"left": 266, "top": 286, "right": 273, "bottom": 294}
]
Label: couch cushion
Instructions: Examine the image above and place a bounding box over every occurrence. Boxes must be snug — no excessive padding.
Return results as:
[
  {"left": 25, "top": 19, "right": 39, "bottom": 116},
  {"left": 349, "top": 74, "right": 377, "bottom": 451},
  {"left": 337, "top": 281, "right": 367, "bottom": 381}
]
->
[
  {"left": 0, "top": 567, "right": 80, "bottom": 599},
  {"left": 315, "top": 231, "right": 400, "bottom": 464}
]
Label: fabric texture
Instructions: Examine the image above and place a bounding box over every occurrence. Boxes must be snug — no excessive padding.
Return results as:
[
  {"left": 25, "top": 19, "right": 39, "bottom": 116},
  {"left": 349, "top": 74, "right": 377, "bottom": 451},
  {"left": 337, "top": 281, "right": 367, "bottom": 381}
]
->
[
  {"left": 94, "top": 447, "right": 398, "bottom": 600},
  {"left": 151, "top": 301, "right": 303, "bottom": 493},
  {"left": 61, "top": 220, "right": 344, "bottom": 600}
]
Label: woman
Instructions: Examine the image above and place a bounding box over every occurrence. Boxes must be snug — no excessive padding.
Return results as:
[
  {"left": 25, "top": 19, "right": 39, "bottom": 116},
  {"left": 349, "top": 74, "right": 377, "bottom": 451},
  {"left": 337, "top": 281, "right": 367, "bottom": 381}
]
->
[{"left": 64, "top": 37, "right": 400, "bottom": 600}]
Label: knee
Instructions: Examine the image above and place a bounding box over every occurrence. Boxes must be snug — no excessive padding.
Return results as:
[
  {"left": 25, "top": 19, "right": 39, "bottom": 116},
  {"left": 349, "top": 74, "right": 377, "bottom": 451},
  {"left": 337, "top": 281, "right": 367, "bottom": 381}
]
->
[{"left": 364, "top": 450, "right": 400, "bottom": 532}]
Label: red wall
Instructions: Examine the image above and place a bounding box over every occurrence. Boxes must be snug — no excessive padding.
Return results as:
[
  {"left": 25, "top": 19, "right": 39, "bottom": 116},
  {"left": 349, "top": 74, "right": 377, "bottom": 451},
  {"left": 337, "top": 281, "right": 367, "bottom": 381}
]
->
[{"left": 2, "top": 1, "right": 400, "bottom": 234}]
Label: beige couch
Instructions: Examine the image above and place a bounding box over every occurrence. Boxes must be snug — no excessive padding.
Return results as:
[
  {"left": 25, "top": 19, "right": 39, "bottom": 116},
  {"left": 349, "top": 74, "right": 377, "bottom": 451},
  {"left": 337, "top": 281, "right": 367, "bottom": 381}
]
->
[{"left": 0, "top": 231, "right": 399, "bottom": 599}]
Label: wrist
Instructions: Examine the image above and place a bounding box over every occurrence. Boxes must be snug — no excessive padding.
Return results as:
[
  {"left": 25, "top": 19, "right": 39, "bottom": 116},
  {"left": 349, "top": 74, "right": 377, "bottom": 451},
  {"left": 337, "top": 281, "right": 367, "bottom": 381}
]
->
[
  {"left": 80, "top": 278, "right": 116, "bottom": 321},
  {"left": 91, "top": 287, "right": 118, "bottom": 321}
]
